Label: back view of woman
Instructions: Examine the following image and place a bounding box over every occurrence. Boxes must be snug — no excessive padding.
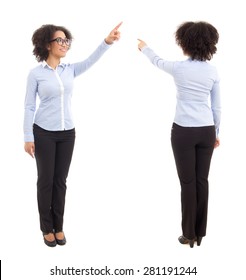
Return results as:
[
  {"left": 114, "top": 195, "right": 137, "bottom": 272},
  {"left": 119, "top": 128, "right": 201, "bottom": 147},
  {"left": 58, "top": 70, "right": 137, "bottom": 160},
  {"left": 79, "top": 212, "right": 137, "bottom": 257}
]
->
[{"left": 138, "top": 21, "right": 221, "bottom": 248}]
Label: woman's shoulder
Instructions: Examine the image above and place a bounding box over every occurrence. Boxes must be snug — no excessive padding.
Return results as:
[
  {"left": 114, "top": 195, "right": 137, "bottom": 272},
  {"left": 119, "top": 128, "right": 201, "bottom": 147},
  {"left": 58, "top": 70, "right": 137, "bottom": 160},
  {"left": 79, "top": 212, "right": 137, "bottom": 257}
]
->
[{"left": 29, "top": 63, "right": 44, "bottom": 74}]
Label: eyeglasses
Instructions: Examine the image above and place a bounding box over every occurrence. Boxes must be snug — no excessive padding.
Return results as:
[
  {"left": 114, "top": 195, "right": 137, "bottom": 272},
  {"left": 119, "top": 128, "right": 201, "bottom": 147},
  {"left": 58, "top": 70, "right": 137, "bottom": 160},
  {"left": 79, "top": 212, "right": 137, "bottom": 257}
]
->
[{"left": 49, "top": 37, "right": 72, "bottom": 46}]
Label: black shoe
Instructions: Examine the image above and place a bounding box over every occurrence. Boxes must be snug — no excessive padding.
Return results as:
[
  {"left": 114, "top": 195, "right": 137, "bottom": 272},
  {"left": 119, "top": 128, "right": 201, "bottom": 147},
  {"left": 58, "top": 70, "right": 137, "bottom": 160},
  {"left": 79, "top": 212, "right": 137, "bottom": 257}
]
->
[
  {"left": 178, "top": 235, "right": 195, "bottom": 248},
  {"left": 196, "top": 236, "right": 203, "bottom": 246},
  {"left": 43, "top": 233, "right": 57, "bottom": 247},
  {"left": 55, "top": 232, "right": 66, "bottom": 246}
]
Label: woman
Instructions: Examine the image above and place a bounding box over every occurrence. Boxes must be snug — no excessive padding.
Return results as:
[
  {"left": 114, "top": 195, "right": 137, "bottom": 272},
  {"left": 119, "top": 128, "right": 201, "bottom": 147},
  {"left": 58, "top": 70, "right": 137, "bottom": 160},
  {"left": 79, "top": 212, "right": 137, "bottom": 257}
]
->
[
  {"left": 138, "top": 21, "right": 221, "bottom": 248},
  {"left": 24, "top": 22, "right": 122, "bottom": 247}
]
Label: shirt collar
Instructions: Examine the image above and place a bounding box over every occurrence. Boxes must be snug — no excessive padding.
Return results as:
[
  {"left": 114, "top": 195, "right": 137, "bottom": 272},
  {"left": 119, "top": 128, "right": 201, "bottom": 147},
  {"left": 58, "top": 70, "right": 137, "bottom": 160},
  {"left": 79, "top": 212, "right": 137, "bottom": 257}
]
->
[{"left": 41, "top": 61, "right": 65, "bottom": 69}]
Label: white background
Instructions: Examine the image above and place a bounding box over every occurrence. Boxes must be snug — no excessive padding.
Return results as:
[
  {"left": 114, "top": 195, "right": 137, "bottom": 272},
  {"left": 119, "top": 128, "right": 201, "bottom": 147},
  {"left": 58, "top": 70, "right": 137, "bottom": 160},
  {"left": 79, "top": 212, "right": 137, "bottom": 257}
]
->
[{"left": 1, "top": 0, "right": 245, "bottom": 279}]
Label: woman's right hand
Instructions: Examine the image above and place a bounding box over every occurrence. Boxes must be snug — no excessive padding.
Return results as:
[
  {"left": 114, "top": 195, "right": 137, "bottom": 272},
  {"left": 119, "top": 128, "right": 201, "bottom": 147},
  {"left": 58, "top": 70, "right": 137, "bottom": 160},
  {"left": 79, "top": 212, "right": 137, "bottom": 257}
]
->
[
  {"left": 24, "top": 142, "right": 35, "bottom": 158},
  {"left": 214, "top": 138, "right": 220, "bottom": 148}
]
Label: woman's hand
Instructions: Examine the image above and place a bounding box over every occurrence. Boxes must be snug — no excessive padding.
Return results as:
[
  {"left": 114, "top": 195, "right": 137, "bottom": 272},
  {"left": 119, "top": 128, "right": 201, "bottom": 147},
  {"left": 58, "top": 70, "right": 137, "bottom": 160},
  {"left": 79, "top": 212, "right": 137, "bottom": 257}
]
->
[
  {"left": 24, "top": 142, "right": 35, "bottom": 158},
  {"left": 137, "top": 39, "right": 147, "bottom": 51},
  {"left": 214, "top": 138, "right": 220, "bottom": 148},
  {"left": 105, "top": 22, "right": 122, "bottom": 44}
]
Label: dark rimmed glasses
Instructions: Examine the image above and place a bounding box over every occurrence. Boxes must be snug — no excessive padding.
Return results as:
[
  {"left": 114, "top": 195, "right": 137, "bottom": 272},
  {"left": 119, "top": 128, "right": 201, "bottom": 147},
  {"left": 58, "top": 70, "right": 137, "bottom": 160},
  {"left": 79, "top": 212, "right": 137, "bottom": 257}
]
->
[{"left": 49, "top": 37, "right": 72, "bottom": 46}]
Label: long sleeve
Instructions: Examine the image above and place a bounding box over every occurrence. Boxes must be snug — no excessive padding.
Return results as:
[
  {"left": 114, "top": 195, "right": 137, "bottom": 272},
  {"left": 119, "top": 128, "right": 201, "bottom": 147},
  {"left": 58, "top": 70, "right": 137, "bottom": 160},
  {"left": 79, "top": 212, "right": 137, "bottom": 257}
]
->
[
  {"left": 23, "top": 71, "right": 37, "bottom": 142},
  {"left": 141, "top": 46, "right": 175, "bottom": 75},
  {"left": 210, "top": 78, "right": 221, "bottom": 137},
  {"left": 72, "top": 40, "right": 111, "bottom": 77}
]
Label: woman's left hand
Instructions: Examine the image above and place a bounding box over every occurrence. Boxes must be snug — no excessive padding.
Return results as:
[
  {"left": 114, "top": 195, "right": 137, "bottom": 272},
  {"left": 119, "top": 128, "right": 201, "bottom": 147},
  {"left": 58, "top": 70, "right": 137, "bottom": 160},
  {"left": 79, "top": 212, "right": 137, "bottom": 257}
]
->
[
  {"left": 137, "top": 39, "right": 147, "bottom": 51},
  {"left": 105, "top": 22, "right": 122, "bottom": 44}
]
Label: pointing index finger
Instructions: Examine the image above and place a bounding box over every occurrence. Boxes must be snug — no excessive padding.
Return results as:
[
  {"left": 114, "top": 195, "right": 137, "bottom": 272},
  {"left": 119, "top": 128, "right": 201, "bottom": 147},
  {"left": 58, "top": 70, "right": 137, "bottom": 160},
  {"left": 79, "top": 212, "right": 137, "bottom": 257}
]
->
[{"left": 113, "top": 21, "right": 123, "bottom": 31}]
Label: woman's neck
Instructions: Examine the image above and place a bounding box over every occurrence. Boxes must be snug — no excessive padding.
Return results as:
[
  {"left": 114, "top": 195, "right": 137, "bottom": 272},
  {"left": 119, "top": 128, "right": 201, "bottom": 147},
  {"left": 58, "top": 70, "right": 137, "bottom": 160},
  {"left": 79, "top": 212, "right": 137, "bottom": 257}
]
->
[{"left": 46, "top": 57, "right": 60, "bottom": 69}]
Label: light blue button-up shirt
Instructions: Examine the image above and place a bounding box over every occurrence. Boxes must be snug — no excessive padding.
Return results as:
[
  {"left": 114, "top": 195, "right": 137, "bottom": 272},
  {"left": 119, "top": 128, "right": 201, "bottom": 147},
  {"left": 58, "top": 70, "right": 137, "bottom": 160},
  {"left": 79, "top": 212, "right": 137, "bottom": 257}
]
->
[
  {"left": 142, "top": 46, "right": 221, "bottom": 136},
  {"left": 24, "top": 40, "right": 111, "bottom": 142}
]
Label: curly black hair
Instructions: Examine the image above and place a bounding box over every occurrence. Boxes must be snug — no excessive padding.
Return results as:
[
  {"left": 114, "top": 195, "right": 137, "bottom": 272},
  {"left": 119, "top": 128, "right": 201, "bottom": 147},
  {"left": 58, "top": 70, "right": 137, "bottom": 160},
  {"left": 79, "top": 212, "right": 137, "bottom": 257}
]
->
[
  {"left": 175, "top": 21, "right": 219, "bottom": 61},
  {"left": 32, "top": 24, "right": 73, "bottom": 62}
]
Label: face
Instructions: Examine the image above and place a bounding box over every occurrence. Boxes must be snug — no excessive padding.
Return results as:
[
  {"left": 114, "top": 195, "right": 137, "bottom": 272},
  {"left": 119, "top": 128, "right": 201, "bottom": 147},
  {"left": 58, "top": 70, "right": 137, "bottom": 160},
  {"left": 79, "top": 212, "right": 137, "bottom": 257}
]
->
[{"left": 48, "top": 30, "right": 71, "bottom": 59}]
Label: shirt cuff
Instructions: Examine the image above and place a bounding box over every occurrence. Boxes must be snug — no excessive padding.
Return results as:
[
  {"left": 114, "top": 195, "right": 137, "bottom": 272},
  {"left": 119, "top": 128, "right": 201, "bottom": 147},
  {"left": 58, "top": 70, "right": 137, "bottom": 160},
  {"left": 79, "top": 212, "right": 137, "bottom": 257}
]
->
[{"left": 24, "top": 134, "right": 34, "bottom": 142}]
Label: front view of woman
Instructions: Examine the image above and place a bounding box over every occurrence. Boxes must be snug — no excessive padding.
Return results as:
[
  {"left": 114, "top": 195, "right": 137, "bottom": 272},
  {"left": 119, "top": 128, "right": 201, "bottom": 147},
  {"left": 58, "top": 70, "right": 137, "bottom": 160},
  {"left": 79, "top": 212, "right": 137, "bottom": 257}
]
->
[{"left": 24, "top": 22, "right": 122, "bottom": 247}]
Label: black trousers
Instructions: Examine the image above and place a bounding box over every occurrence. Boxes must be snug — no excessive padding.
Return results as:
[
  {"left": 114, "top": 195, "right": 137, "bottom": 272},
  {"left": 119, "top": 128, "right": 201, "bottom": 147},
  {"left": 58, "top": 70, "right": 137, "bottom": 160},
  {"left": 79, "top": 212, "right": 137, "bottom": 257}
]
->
[
  {"left": 33, "top": 124, "right": 75, "bottom": 233},
  {"left": 171, "top": 123, "right": 216, "bottom": 239}
]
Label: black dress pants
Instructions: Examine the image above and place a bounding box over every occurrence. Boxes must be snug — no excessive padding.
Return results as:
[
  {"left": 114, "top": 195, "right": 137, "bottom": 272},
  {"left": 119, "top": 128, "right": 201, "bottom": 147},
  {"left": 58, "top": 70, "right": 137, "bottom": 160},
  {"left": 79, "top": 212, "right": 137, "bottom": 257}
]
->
[
  {"left": 33, "top": 124, "right": 75, "bottom": 233},
  {"left": 171, "top": 123, "right": 216, "bottom": 239}
]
